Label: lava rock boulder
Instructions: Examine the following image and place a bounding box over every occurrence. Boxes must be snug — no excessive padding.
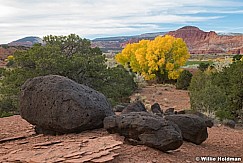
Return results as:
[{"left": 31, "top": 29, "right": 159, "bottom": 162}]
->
[
  {"left": 104, "top": 112, "right": 183, "bottom": 152},
  {"left": 177, "top": 110, "right": 214, "bottom": 128},
  {"left": 20, "top": 75, "right": 114, "bottom": 134},
  {"left": 165, "top": 114, "right": 208, "bottom": 145}
]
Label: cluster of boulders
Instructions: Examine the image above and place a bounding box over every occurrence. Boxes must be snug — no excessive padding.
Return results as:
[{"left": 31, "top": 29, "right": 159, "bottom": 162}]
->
[
  {"left": 105, "top": 101, "right": 212, "bottom": 150},
  {"left": 19, "top": 75, "right": 214, "bottom": 152}
]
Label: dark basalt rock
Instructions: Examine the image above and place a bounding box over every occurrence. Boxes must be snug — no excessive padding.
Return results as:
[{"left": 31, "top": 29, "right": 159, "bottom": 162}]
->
[
  {"left": 104, "top": 112, "right": 183, "bottom": 152},
  {"left": 177, "top": 110, "right": 214, "bottom": 128},
  {"left": 20, "top": 75, "right": 114, "bottom": 135},
  {"left": 165, "top": 114, "right": 208, "bottom": 145}
]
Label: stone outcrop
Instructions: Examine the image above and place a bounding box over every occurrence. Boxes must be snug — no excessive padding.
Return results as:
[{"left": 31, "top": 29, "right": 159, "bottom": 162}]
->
[
  {"left": 165, "top": 114, "right": 208, "bottom": 145},
  {"left": 104, "top": 112, "right": 183, "bottom": 152},
  {"left": 0, "top": 135, "right": 122, "bottom": 163},
  {"left": 19, "top": 75, "right": 114, "bottom": 134}
]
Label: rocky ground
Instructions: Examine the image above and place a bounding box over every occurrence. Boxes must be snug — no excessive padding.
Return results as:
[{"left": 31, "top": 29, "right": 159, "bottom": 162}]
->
[
  {"left": 131, "top": 85, "right": 190, "bottom": 111},
  {"left": 0, "top": 85, "right": 243, "bottom": 163}
]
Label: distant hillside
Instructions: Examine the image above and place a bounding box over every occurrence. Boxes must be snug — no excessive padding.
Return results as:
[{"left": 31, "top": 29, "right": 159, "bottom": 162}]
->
[
  {"left": 92, "top": 26, "right": 243, "bottom": 55},
  {"left": 93, "top": 32, "right": 166, "bottom": 41},
  {"left": 8, "top": 36, "right": 43, "bottom": 47},
  {"left": 91, "top": 32, "right": 166, "bottom": 52}
]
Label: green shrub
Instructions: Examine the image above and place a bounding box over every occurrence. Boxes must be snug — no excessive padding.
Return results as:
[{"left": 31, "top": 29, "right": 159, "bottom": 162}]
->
[
  {"left": 188, "top": 70, "right": 211, "bottom": 92},
  {"left": 0, "top": 68, "right": 4, "bottom": 77},
  {"left": 100, "top": 65, "right": 137, "bottom": 105},
  {"left": 215, "top": 109, "right": 232, "bottom": 121},
  {"left": 189, "top": 80, "right": 229, "bottom": 117},
  {"left": 233, "top": 54, "right": 242, "bottom": 61},
  {"left": 6, "top": 60, "right": 15, "bottom": 67},
  {"left": 0, "top": 96, "right": 17, "bottom": 118},
  {"left": 176, "top": 70, "right": 192, "bottom": 90},
  {"left": 211, "top": 61, "right": 243, "bottom": 120},
  {"left": 198, "top": 62, "right": 210, "bottom": 71},
  {"left": 0, "top": 110, "right": 13, "bottom": 118},
  {"left": 189, "top": 62, "right": 243, "bottom": 121}
]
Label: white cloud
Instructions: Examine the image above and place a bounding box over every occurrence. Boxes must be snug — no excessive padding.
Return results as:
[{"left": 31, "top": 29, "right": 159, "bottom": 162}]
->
[{"left": 0, "top": 0, "right": 242, "bottom": 43}]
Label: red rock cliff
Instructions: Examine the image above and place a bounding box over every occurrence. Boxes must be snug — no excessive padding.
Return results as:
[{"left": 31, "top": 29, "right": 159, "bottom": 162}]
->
[{"left": 167, "top": 26, "right": 243, "bottom": 54}]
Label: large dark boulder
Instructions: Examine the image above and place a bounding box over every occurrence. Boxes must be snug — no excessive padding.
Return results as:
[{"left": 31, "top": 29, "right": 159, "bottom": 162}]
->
[
  {"left": 121, "top": 101, "right": 147, "bottom": 114},
  {"left": 104, "top": 112, "right": 183, "bottom": 152},
  {"left": 20, "top": 75, "right": 114, "bottom": 134},
  {"left": 177, "top": 110, "right": 214, "bottom": 128},
  {"left": 165, "top": 114, "right": 208, "bottom": 145}
]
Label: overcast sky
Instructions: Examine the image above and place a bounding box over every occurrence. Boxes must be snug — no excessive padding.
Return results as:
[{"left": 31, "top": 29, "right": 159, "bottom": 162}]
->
[{"left": 0, "top": 0, "right": 243, "bottom": 44}]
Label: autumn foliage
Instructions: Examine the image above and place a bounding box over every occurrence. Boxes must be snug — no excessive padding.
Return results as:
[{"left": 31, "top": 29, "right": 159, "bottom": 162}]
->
[{"left": 115, "top": 35, "right": 190, "bottom": 83}]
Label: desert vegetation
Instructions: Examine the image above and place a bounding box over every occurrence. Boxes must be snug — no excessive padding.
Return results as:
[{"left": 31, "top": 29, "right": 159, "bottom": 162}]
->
[
  {"left": 175, "top": 70, "right": 193, "bottom": 90},
  {"left": 189, "top": 58, "right": 243, "bottom": 121},
  {"left": 0, "top": 34, "right": 137, "bottom": 116},
  {"left": 115, "top": 35, "right": 190, "bottom": 83}
]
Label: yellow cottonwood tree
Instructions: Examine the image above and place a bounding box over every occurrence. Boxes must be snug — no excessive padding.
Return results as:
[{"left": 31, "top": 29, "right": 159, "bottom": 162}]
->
[{"left": 115, "top": 35, "right": 190, "bottom": 83}]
